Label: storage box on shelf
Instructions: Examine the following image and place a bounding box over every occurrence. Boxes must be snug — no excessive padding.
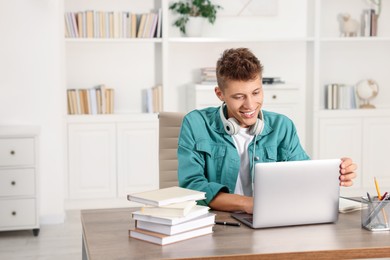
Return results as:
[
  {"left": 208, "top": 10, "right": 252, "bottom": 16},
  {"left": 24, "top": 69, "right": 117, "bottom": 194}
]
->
[{"left": 0, "top": 126, "right": 40, "bottom": 236}]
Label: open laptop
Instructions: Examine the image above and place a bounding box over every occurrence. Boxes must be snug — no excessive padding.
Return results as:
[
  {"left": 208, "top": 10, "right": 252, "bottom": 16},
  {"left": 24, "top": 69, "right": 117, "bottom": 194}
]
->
[{"left": 231, "top": 159, "right": 341, "bottom": 228}]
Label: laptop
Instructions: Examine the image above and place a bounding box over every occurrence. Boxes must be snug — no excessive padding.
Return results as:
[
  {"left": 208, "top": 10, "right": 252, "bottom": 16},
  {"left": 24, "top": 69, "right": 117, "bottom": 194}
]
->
[{"left": 231, "top": 159, "right": 341, "bottom": 228}]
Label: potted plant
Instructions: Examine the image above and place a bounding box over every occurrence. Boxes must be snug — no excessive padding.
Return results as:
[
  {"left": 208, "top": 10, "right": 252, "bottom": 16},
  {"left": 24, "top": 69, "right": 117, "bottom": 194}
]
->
[{"left": 169, "top": 0, "right": 222, "bottom": 36}]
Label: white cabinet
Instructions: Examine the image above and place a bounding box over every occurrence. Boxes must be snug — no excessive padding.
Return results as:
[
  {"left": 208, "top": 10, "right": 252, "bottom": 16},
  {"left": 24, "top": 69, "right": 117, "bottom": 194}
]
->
[
  {"left": 316, "top": 110, "right": 390, "bottom": 196},
  {"left": 68, "top": 123, "right": 117, "bottom": 199},
  {"left": 66, "top": 115, "right": 158, "bottom": 209},
  {"left": 117, "top": 121, "right": 158, "bottom": 196},
  {"left": 0, "top": 126, "right": 40, "bottom": 236}
]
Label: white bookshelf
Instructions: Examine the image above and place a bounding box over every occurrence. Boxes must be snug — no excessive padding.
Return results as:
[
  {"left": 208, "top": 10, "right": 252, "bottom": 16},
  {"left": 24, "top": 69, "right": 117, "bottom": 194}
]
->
[{"left": 62, "top": 0, "right": 390, "bottom": 205}]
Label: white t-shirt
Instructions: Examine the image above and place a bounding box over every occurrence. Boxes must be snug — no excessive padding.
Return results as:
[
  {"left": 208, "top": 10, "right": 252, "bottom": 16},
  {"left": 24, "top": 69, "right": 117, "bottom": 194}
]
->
[{"left": 232, "top": 127, "right": 254, "bottom": 196}]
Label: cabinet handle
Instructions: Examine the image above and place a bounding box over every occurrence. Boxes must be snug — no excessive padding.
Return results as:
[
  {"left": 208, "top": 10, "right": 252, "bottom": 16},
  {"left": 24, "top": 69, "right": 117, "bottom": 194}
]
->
[
  {"left": 272, "top": 95, "right": 277, "bottom": 99},
  {"left": 10, "top": 150, "right": 15, "bottom": 155},
  {"left": 11, "top": 181, "right": 16, "bottom": 186},
  {"left": 12, "top": 211, "right": 16, "bottom": 216}
]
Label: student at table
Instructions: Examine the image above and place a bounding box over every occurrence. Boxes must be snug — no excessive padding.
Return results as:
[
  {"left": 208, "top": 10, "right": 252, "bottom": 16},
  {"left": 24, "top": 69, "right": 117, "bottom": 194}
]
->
[{"left": 177, "top": 48, "right": 357, "bottom": 214}]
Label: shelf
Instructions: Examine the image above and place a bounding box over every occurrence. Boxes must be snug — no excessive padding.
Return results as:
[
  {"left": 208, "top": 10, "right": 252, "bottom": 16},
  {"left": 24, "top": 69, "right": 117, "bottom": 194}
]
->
[
  {"left": 319, "top": 37, "right": 390, "bottom": 42},
  {"left": 66, "top": 113, "right": 158, "bottom": 123},
  {"left": 168, "top": 37, "right": 314, "bottom": 43},
  {"left": 65, "top": 38, "right": 163, "bottom": 43},
  {"left": 316, "top": 108, "right": 390, "bottom": 118}
]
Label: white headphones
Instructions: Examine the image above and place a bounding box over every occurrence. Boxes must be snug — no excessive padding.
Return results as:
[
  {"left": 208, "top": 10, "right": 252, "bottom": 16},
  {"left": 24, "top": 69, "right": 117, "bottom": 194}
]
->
[{"left": 219, "top": 103, "right": 264, "bottom": 136}]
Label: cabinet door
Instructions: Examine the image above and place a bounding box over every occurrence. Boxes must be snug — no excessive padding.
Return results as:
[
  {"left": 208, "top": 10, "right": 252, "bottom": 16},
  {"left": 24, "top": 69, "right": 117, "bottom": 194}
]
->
[
  {"left": 318, "top": 118, "right": 362, "bottom": 188},
  {"left": 362, "top": 117, "right": 390, "bottom": 189},
  {"left": 117, "top": 120, "right": 158, "bottom": 197},
  {"left": 68, "top": 123, "right": 116, "bottom": 199}
]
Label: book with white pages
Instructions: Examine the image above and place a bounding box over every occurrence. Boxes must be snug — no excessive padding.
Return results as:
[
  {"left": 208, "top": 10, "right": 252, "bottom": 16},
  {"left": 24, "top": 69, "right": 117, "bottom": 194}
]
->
[
  {"left": 129, "top": 225, "right": 213, "bottom": 245},
  {"left": 127, "top": 186, "right": 206, "bottom": 207},
  {"left": 136, "top": 213, "right": 215, "bottom": 236},
  {"left": 141, "top": 200, "right": 197, "bottom": 217},
  {"left": 132, "top": 205, "right": 210, "bottom": 225},
  {"left": 339, "top": 196, "right": 367, "bottom": 213}
]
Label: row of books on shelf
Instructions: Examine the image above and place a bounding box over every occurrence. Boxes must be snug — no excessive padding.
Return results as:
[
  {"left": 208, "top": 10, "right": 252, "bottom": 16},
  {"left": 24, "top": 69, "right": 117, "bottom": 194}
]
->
[
  {"left": 64, "top": 9, "right": 162, "bottom": 39},
  {"left": 361, "top": 9, "right": 378, "bottom": 37},
  {"left": 127, "top": 186, "right": 215, "bottom": 246},
  {"left": 326, "top": 83, "right": 358, "bottom": 110},
  {"left": 143, "top": 85, "right": 163, "bottom": 113},
  {"left": 67, "top": 85, "right": 114, "bottom": 115}
]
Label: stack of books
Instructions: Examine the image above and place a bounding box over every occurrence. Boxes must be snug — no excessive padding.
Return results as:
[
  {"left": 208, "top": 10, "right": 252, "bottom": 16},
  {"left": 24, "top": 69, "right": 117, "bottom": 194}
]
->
[
  {"left": 127, "top": 186, "right": 215, "bottom": 245},
  {"left": 200, "top": 67, "right": 217, "bottom": 85}
]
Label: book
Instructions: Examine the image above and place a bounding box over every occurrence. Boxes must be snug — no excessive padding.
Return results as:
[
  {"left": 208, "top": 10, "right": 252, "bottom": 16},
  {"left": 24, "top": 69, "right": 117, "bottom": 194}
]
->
[
  {"left": 141, "top": 200, "right": 196, "bottom": 217},
  {"left": 156, "top": 8, "right": 162, "bottom": 38},
  {"left": 370, "top": 9, "right": 378, "bottom": 37},
  {"left": 136, "top": 213, "right": 215, "bottom": 235},
  {"left": 127, "top": 186, "right": 206, "bottom": 206},
  {"left": 85, "top": 10, "right": 94, "bottom": 38},
  {"left": 339, "top": 197, "right": 366, "bottom": 213},
  {"left": 129, "top": 225, "right": 213, "bottom": 245},
  {"left": 132, "top": 205, "right": 210, "bottom": 225},
  {"left": 137, "top": 13, "right": 147, "bottom": 38}
]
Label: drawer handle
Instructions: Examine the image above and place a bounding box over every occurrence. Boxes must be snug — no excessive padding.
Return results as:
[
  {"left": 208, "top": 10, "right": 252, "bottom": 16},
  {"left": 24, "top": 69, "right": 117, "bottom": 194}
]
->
[
  {"left": 12, "top": 211, "right": 16, "bottom": 216},
  {"left": 272, "top": 95, "right": 277, "bottom": 99},
  {"left": 10, "top": 150, "right": 15, "bottom": 155},
  {"left": 11, "top": 181, "right": 16, "bottom": 186}
]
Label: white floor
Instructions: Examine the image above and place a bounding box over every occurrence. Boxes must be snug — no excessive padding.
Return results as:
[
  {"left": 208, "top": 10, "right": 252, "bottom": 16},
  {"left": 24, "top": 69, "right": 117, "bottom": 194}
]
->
[{"left": 0, "top": 210, "right": 81, "bottom": 260}]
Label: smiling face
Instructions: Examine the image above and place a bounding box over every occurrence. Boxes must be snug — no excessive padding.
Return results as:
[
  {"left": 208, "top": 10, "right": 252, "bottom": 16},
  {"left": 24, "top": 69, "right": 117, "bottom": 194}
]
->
[{"left": 215, "top": 75, "right": 263, "bottom": 128}]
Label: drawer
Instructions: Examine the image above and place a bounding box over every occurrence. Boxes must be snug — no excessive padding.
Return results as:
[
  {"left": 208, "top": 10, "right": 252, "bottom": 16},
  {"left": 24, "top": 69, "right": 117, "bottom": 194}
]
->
[
  {"left": 263, "top": 89, "right": 300, "bottom": 104},
  {"left": 0, "top": 168, "right": 35, "bottom": 197},
  {"left": 0, "top": 138, "right": 35, "bottom": 166},
  {"left": 0, "top": 199, "right": 36, "bottom": 228}
]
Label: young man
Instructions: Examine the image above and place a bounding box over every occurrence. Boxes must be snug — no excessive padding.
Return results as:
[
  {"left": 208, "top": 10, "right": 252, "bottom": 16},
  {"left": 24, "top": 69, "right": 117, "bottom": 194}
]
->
[{"left": 177, "top": 48, "right": 357, "bottom": 214}]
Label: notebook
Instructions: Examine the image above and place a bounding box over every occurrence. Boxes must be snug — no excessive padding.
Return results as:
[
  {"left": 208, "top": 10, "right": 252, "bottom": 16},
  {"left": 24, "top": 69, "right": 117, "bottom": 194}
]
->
[{"left": 231, "top": 159, "right": 341, "bottom": 228}]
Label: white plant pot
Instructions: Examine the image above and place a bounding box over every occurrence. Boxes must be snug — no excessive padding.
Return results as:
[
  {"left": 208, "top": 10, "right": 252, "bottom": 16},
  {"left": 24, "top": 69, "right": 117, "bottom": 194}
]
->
[{"left": 185, "top": 17, "right": 205, "bottom": 37}]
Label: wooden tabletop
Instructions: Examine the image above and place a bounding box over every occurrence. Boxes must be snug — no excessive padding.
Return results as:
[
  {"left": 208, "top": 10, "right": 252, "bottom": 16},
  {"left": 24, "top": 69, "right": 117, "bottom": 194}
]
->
[{"left": 81, "top": 208, "right": 390, "bottom": 260}]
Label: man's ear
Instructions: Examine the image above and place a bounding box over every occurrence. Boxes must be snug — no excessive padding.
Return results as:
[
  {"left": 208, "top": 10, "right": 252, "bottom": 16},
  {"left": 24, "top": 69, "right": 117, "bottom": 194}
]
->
[{"left": 215, "top": 86, "right": 224, "bottom": 101}]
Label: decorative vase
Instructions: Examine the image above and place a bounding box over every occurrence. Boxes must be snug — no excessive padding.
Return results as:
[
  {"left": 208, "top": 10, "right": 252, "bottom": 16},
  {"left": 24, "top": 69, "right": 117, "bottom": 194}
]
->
[{"left": 185, "top": 17, "right": 205, "bottom": 37}]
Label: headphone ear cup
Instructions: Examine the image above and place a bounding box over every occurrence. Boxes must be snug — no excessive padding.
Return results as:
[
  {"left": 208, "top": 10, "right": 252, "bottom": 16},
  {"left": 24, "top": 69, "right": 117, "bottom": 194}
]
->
[
  {"left": 220, "top": 103, "right": 240, "bottom": 135},
  {"left": 226, "top": 118, "right": 240, "bottom": 135}
]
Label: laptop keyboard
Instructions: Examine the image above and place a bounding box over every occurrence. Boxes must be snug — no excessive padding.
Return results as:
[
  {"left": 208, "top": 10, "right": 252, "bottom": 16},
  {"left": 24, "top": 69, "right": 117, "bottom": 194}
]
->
[{"left": 243, "top": 217, "right": 253, "bottom": 224}]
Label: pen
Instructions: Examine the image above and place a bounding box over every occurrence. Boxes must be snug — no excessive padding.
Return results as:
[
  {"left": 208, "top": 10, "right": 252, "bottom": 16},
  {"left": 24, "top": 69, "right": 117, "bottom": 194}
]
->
[
  {"left": 381, "top": 192, "right": 388, "bottom": 201},
  {"left": 215, "top": 221, "right": 241, "bottom": 227}
]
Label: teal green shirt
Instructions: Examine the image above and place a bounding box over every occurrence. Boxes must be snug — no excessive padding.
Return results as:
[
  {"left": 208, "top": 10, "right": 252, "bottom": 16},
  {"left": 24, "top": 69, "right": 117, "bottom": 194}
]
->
[{"left": 177, "top": 106, "right": 310, "bottom": 205}]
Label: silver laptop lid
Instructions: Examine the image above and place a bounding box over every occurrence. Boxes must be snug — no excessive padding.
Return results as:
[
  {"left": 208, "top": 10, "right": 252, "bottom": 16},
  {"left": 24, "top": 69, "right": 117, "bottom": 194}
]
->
[{"left": 252, "top": 159, "right": 341, "bottom": 228}]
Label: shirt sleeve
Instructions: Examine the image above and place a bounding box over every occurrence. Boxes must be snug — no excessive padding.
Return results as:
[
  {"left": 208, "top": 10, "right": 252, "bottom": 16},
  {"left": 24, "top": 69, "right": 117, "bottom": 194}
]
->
[
  {"left": 286, "top": 122, "right": 310, "bottom": 161},
  {"left": 177, "top": 116, "right": 229, "bottom": 205}
]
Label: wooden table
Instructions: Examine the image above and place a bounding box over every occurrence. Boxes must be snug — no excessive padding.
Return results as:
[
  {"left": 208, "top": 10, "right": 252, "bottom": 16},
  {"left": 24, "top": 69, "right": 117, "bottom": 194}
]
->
[{"left": 81, "top": 208, "right": 390, "bottom": 259}]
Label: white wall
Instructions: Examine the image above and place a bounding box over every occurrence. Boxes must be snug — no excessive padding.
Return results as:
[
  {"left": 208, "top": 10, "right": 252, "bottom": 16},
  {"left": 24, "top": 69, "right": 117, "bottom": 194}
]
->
[{"left": 0, "top": 0, "right": 65, "bottom": 224}]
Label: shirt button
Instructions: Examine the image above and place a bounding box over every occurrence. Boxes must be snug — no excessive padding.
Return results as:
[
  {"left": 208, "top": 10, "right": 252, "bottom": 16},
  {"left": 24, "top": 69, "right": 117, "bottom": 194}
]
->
[{"left": 254, "top": 156, "right": 260, "bottom": 161}]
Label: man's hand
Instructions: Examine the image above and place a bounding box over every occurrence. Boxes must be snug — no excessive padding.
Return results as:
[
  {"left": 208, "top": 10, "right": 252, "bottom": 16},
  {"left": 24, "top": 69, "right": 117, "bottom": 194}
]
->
[
  {"left": 340, "top": 157, "right": 357, "bottom": 187},
  {"left": 209, "top": 192, "right": 254, "bottom": 214}
]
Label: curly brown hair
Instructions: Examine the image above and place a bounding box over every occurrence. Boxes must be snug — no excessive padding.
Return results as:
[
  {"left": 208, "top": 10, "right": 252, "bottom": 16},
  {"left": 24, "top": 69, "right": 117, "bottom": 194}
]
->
[{"left": 216, "top": 48, "right": 263, "bottom": 91}]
